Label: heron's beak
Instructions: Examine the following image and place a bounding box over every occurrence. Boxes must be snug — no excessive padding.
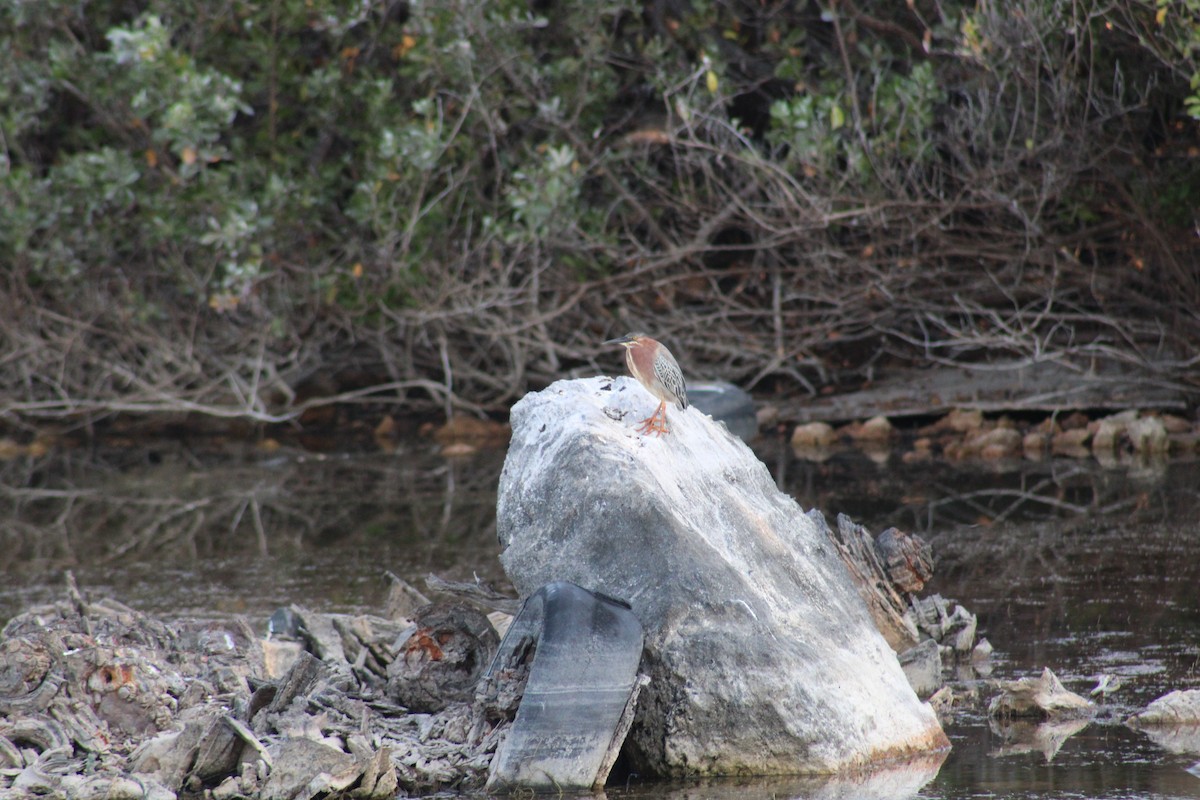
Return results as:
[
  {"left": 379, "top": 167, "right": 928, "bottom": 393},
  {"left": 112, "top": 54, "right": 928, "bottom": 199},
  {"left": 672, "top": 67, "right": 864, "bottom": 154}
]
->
[{"left": 603, "top": 335, "right": 634, "bottom": 346}]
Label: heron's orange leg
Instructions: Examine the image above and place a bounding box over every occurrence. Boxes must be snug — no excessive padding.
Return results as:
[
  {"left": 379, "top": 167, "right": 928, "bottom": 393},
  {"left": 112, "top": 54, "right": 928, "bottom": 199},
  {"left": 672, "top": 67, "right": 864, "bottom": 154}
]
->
[{"left": 636, "top": 401, "right": 671, "bottom": 436}]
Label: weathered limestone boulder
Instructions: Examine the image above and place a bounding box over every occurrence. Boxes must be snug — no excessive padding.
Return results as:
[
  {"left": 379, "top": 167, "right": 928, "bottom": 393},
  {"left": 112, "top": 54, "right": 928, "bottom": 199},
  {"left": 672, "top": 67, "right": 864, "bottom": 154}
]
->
[
  {"left": 1125, "top": 690, "right": 1200, "bottom": 755},
  {"left": 496, "top": 377, "right": 949, "bottom": 776},
  {"left": 1127, "top": 689, "right": 1200, "bottom": 727},
  {"left": 988, "top": 668, "right": 1095, "bottom": 721}
]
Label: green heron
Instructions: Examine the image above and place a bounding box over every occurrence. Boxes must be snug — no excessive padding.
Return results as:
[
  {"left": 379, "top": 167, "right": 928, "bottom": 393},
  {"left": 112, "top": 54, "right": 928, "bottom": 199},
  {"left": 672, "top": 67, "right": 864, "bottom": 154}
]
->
[{"left": 604, "top": 332, "right": 688, "bottom": 436}]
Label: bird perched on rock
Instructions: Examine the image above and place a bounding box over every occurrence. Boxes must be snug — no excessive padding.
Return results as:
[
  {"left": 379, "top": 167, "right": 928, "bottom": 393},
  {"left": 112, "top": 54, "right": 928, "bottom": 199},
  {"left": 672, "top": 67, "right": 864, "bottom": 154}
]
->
[
  {"left": 604, "top": 332, "right": 688, "bottom": 436},
  {"left": 1090, "top": 673, "right": 1123, "bottom": 699}
]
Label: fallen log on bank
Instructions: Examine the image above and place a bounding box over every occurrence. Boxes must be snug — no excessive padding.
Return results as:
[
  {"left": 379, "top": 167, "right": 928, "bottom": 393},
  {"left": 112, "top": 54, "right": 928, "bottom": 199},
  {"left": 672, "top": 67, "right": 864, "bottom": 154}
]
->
[{"left": 780, "top": 359, "right": 1190, "bottom": 423}]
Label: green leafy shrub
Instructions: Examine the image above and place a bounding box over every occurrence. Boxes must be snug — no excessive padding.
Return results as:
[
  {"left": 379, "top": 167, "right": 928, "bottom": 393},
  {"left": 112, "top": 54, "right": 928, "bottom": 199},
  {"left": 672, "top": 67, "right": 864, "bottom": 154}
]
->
[{"left": 0, "top": 0, "right": 1196, "bottom": 425}]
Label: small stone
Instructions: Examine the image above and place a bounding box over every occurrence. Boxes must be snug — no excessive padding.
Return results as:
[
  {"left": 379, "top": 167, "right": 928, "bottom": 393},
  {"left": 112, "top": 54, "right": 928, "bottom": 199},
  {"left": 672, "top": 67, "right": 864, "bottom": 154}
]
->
[
  {"left": 1168, "top": 431, "right": 1200, "bottom": 453},
  {"left": 1060, "top": 412, "right": 1090, "bottom": 431},
  {"left": 210, "top": 775, "right": 244, "bottom": 800},
  {"left": 790, "top": 421, "right": 836, "bottom": 449},
  {"left": 945, "top": 605, "right": 977, "bottom": 653},
  {"left": 943, "top": 408, "right": 983, "bottom": 433},
  {"left": 1051, "top": 428, "right": 1091, "bottom": 457},
  {"left": 1160, "top": 414, "right": 1192, "bottom": 434},
  {"left": 373, "top": 414, "right": 396, "bottom": 439},
  {"left": 755, "top": 404, "right": 780, "bottom": 429},
  {"left": 1091, "top": 421, "right": 1121, "bottom": 454},
  {"left": 972, "top": 427, "right": 1022, "bottom": 460},
  {"left": 928, "top": 686, "right": 955, "bottom": 720},
  {"left": 898, "top": 639, "right": 942, "bottom": 698},
  {"left": 260, "top": 738, "right": 356, "bottom": 800},
  {"left": 855, "top": 415, "right": 895, "bottom": 441},
  {"left": 1126, "top": 416, "right": 1167, "bottom": 454},
  {"left": 0, "top": 438, "right": 26, "bottom": 459},
  {"left": 1032, "top": 417, "right": 1061, "bottom": 434},
  {"left": 1023, "top": 431, "right": 1048, "bottom": 459},
  {"left": 922, "top": 408, "right": 982, "bottom": 436},
  {"left": 262, "top": 639, "right": 303, "bottom": 680}
]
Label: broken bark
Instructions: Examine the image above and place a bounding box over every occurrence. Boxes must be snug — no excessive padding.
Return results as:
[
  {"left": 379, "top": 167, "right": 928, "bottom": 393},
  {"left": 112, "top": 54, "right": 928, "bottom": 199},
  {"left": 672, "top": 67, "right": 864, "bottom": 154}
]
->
[{"left": 825, "top": 514, "right": 924, "bottom": 652}]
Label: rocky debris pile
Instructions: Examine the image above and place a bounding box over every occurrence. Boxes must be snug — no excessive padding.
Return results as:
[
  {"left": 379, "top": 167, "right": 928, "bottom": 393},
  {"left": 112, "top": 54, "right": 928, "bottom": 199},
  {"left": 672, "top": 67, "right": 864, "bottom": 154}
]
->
[
  {"left": 910, "top": 595, "right": 984, "bottom": 662},
  {"left": 972, "top": 674, "right": 1200, "bottom": 762},
  {"left": 0, "top": 576, "right": 511, "bottom": 799}
]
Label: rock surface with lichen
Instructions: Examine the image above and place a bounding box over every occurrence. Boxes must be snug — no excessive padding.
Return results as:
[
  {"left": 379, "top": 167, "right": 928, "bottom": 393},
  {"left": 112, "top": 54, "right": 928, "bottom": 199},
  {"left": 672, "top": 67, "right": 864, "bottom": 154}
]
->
[{"left": 496, "top": 376, "right": 950, "bottom": 776}]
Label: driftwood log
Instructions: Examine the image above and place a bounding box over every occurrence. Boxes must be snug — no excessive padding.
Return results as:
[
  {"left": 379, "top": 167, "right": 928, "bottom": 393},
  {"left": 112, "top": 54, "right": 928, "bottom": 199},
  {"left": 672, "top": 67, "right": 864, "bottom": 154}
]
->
[
  {"left": 822, "top": 513, "right": 992, "bottom": 703},
  {"left": 824, "top": 514, "right": 933, "bottom": 653},
  {"left": 782, "top": 360, "right": 1188, "bottom": 423}
]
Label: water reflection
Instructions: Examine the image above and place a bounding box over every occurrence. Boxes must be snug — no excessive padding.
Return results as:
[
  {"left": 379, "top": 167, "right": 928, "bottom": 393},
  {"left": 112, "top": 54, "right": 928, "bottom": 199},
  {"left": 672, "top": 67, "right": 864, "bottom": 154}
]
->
[
  {"left": 610, "top": 750, "right": 947, "bottom": 799},
  {"left": 756, "top": 435, "right": 1195, "bottom": 535},
  {"left": 2, "top": 436, "right": 1199, "bottom": 799},
  {"left": 0, "top": 440, "right": 507, "bottom": 621}
]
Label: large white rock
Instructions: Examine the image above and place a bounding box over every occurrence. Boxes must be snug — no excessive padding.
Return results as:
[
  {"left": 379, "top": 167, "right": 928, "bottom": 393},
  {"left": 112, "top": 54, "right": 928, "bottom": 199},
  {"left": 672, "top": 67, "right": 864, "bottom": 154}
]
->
[{"left": 496, "top": 377, "right": 949, "bottom": 776}]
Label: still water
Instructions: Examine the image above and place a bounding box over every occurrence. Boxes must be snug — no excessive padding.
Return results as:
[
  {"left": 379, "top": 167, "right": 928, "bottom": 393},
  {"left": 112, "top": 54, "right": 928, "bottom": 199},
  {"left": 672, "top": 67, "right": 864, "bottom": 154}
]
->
[{"left": 2, "top": 434, "right": 1198, "bottom": 799}]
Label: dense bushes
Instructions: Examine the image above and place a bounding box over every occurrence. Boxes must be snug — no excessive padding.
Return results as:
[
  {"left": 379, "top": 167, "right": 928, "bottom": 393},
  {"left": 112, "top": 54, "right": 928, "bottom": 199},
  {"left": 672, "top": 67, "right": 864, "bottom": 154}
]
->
[{"left": 1, "top": 0, "right": 1197, "bottom": 426}]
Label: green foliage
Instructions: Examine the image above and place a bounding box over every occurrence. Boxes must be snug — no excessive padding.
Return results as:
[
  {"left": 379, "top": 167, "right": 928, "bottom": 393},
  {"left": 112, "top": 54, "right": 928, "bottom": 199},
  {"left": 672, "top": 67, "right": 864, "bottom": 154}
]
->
[
  {"left": 768, "top": 92, "right": 846, "bottom": 173},
  {"left": 767, "top": 60, "right": 941, "bottom": 188},
  {"left": 4, "top": 0, "right": 1184, "bottom": 309},
  {"left": 503, "top": 144, "right": 581, "bottom": 241},
  {"left": 105, "top": 14, "right": 250, "bottom": 174},
  {"left": 1156, "top": 0, "right": 1200, "bottom": 119},
  {"left": 1, "top": 0, "right": 1197, "bottom": 417}
]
